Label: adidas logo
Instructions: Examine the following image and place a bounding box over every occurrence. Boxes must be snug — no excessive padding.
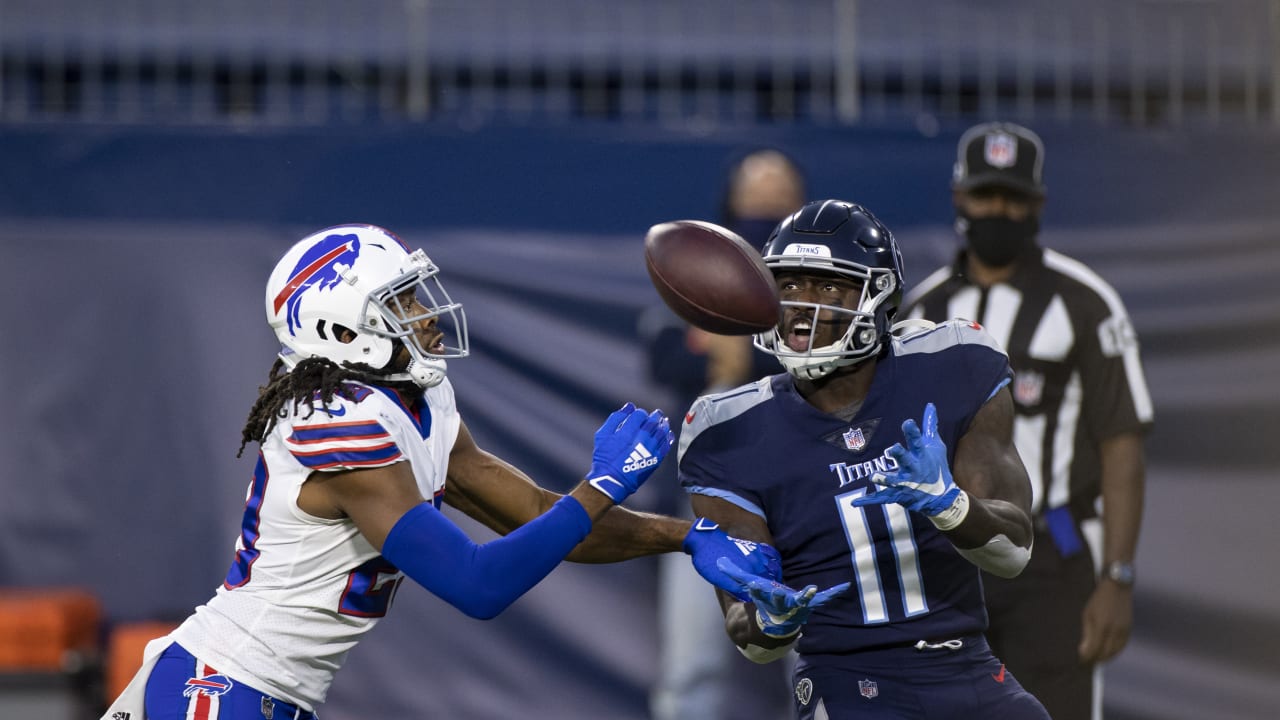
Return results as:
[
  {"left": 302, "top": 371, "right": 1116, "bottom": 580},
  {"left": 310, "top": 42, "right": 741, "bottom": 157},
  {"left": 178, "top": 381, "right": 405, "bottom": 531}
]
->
[
  {"left": 622, "top": 443, "right": 659, "bottom": 473},
  {"left": 733, "top": 539, "right": 758, "bottom": 555}
]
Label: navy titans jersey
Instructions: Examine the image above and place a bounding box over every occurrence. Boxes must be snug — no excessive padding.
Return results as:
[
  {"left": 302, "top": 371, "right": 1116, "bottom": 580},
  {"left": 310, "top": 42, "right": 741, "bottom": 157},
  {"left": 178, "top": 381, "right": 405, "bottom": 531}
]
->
[{"left": 679, "top": 320, "right": 1013, "bottom": 655}]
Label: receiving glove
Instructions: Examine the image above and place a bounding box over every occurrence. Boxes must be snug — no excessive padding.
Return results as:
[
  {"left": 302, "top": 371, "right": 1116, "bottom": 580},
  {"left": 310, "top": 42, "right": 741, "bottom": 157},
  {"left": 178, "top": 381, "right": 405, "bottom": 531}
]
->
[
  {"left": 586, "top": 403, "right": 673, "bottom": 503},
  {"left": 852, "top": 403, "right": 970, "bottom": 531},
  {"left": 716, "top": 558, "right": 851, "bottom": 638},
  {"left": 683, "top": 518, "right": 783, "bottom": 603}
]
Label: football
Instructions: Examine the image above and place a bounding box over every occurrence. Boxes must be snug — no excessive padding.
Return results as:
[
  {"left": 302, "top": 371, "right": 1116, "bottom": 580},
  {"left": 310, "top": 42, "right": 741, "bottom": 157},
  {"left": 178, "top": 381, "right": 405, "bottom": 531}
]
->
[{"left": 643, "top": 220, "right": 780, "bottom": 335}]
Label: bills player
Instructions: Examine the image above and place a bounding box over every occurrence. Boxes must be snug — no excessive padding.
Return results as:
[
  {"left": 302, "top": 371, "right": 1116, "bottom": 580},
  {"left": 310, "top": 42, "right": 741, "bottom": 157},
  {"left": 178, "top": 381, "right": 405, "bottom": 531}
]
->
[
  {"left": 682, "top": 201, "right": 1051, "bottom": 719},
  {"left": 102, "top": 224, "right": 782, "bottom": 720}
]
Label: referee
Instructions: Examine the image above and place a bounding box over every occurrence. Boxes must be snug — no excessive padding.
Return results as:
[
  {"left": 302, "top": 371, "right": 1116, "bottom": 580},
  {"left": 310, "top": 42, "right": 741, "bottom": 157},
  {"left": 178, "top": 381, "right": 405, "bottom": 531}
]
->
[{"left": 903, "top": 122, "right": 1154, "bottom": 720}]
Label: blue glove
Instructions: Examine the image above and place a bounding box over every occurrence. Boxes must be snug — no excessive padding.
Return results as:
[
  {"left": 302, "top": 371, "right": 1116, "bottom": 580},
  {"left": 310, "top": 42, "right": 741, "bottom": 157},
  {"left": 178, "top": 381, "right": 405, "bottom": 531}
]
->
[
  {"left": 586, "top": 403, "right": 673, "bottom": 503},
  {"left": 716, "top": 558, "right": 851, "bottom": 638},
  {"left": 852, "top": 403, "right": 970, "bottom": 530},
  {"left": 683, "top": 518, "right": 783, "bottom": 603}
]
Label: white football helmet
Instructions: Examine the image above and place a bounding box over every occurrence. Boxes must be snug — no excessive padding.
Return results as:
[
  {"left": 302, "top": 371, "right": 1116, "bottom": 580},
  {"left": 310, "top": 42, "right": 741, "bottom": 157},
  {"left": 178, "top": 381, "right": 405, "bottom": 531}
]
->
[{"left": 265, "top": 224, "right": 468, "bottom": 388}]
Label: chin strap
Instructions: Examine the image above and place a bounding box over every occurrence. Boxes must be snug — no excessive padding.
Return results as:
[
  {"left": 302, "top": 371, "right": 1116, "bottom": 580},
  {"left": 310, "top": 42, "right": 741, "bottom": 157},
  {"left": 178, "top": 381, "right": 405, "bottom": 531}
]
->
[
  {"left": 776, "top": 342, "right": 865, "bottom": 380},
  {"left": 375, "top": 340, "right": 448, "bottom": 388},
  {"left": 401, "top": 356, "right": 448, "bottom": 388}
]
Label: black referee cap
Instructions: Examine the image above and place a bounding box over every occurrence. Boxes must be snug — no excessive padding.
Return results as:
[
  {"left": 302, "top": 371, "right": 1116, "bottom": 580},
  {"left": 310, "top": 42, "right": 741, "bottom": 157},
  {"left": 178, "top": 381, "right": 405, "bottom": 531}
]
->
[{"left": 952, "top": 122, "right": 1046, "bottom": 198}]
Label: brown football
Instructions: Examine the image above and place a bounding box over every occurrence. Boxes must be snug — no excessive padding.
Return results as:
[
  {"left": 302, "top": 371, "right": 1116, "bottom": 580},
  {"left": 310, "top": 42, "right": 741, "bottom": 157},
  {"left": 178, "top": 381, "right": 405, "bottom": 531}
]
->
[{"left": 644, "top": 220, "right": 780, "bottom": 335}]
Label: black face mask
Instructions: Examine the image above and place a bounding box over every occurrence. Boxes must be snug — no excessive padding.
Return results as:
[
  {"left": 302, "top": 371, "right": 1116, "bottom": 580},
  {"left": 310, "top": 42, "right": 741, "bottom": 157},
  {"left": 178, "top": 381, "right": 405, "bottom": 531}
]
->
[
  {"left": 731, "top": 218, "right": 785, "bottom": 249},
  {"left": 956, "top": 214, "right": 1040, "bottom": 268}
]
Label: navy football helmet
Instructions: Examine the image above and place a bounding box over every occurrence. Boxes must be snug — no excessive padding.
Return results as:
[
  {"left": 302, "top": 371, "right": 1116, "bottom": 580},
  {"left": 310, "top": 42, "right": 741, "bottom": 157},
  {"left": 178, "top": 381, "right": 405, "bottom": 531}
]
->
[{"left": 753, "top": 200, "right": 905, "bottom": 379}]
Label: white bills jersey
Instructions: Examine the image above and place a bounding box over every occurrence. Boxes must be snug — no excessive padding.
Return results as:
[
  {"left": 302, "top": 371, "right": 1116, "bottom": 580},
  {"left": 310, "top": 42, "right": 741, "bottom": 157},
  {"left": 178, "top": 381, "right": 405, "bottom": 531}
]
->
[{"left": 170, "top": 377, "right": 461, "bottom": 711}]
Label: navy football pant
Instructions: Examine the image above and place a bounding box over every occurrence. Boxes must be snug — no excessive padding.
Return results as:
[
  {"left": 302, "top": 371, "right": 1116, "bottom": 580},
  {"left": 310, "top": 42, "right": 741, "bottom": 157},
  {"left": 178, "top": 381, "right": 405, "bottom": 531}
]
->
[
  {"left": 793, "top": 635, "right": 1049, "bottom": 720},
  {"left": 145, "top": 643, "right": 318, "bottom": 720}
]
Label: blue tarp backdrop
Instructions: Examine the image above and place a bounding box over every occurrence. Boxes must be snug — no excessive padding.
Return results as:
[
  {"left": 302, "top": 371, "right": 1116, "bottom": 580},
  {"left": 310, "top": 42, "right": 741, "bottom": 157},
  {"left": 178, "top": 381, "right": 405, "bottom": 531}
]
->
[{"left": 1, "top": 121, "right": 1277, "bottom": 719}]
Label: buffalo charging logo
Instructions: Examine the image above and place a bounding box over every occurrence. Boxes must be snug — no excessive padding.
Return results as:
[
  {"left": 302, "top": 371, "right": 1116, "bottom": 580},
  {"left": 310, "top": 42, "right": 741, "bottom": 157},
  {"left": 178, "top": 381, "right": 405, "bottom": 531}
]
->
[
  {"left": 183, "top": 673, "right": 234, "bottom": 698},
  {"left": 272, "top": 233, "right": 362, "bottom": 336}
]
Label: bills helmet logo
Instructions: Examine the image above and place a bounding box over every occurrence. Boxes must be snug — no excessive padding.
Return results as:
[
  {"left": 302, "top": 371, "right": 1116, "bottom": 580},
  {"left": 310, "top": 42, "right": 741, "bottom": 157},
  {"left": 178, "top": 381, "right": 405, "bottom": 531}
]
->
[
  {"left": 183, "top": 674, "right": 234, "bottom": 698},
  {"left": 858, "top": 678, "right": 879, "bottom": 699},
  {"left": 272, "top": 233, "right": 362, "bottom": 335},
  {"left": 984, "top": 132, "right": 1018, "bottom": 168}
]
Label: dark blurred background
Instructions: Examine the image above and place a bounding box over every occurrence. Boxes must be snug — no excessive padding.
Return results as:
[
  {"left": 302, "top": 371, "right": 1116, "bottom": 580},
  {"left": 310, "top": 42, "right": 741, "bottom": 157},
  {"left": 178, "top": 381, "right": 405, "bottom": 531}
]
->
[{"left": 0, "top": 1, "right": 1277, "bottom": 718}]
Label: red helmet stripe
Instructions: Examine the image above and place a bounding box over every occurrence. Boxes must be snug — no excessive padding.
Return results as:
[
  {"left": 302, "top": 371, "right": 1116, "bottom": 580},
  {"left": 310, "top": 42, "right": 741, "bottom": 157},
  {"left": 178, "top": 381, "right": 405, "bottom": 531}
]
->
[{"left": 272, "top": 241, "right": 354, "bottom": 314}]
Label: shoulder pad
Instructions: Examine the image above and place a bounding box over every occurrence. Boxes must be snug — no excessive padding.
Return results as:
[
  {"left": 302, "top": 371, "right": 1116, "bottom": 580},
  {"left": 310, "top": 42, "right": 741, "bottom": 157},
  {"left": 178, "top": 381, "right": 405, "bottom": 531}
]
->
[
  {"left": 894, "top": 318, "right": 1007, "bottom": 358},
  {"left": 678, "top": 377, "right": 774, "bottom": 459}
]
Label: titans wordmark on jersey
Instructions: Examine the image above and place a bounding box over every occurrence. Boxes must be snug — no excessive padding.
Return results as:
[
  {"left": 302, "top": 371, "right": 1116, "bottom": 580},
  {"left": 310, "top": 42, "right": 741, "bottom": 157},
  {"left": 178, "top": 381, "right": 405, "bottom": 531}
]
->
[{"left": 679, "top": 320, "right": 1012, "bottom": 654}]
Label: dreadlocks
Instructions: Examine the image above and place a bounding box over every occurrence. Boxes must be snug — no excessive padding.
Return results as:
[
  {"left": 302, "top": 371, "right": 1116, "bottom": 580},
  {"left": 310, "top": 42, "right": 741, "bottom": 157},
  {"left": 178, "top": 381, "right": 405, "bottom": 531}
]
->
[{"left": 237, "top": 355, "right": 415, "bottom": 457}]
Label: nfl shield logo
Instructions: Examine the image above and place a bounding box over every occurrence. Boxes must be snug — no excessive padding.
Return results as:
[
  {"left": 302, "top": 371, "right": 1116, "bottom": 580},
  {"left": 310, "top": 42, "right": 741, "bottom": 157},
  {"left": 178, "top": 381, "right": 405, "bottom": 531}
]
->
[
  {"left": 842, "top": 427, "right": 866, "bottom": 451},
  {"left": 984, "top": 132, "right": 1018, "bottom": 168},
  {"left": 858, "top": 679, "right": 879, "bottom": 699},
  {"left": 1013, "top": 370, "right": 1045, "bottom": 407}
]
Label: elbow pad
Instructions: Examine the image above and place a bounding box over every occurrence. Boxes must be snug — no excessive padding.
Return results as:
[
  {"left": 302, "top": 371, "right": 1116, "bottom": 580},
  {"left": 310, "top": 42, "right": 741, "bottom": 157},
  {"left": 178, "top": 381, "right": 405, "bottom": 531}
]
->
[
  {"left": 381, "top": 497, "right": 592, "bottom": 619},
  {"left": 956, "top": 535, "right": 1032, "bottom": 579}
]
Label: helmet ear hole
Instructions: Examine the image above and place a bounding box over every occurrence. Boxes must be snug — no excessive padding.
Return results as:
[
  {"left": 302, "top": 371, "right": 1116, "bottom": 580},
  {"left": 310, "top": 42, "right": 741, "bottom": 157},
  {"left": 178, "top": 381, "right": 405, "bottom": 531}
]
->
[
  {"left": 314, "top": 320, "right": 358, "bottom": 343},
  {"left": 332, "top": 324, "right": 357, "bottom": 344}
]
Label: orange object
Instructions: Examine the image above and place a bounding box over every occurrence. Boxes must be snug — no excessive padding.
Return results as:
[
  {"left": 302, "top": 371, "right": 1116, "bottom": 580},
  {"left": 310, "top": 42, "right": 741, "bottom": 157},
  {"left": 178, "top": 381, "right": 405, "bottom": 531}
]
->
[
  {"left": 0, "top": 588, "right": 100, "bottom": 671},
  {"left": 104, "top": 620, "right": 180, "bottom": 703}
]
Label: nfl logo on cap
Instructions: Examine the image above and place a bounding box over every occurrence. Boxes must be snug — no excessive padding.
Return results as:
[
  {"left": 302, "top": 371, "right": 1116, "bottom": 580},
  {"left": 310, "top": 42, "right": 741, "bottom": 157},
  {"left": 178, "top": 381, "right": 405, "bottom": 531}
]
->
[
  {"left": 984, "top": 132, "right": 1018, "bottom": 168},
  {"left": 952, "top": 121, "right": 1046, "bottom": 198}
]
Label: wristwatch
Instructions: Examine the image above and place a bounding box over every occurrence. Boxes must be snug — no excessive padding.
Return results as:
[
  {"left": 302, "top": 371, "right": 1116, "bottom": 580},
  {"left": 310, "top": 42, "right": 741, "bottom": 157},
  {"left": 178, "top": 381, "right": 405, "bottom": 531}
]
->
[{"left": 1104, "top": 561, "right": 1136, "bottom": 587}]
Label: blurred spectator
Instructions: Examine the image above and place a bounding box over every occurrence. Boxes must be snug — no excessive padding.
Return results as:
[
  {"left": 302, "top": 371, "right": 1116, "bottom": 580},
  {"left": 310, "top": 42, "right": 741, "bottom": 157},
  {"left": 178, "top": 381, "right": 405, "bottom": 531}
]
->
[
  {"left": 904, "top": 122, "right": 1154, "bottom": 720},
  {"left": 641, "top": 148, "right": 805, "bottom": 720}
]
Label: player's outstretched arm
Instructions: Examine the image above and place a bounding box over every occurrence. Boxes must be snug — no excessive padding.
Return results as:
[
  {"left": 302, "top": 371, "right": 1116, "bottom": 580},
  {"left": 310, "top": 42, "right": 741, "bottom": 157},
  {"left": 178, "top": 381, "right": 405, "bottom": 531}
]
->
[
  {"left": 443, "top": 414, "right": 685, "bottom": 557},
  {"left": 853, "top": 393, "right": 1034, "bottom": 577},
  {"left": 443, "top": 414, "right": 785, "bottom": 603},
  {"left": 319, "top": 403, "right": 671, "bottom": 619}
]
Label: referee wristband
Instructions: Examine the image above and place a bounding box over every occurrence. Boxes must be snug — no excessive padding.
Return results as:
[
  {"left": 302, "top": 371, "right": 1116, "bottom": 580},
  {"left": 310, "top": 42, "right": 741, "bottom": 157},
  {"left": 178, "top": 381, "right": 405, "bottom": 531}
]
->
[{"left": 929, "top": 490, "right": 970, "bottom": 531}]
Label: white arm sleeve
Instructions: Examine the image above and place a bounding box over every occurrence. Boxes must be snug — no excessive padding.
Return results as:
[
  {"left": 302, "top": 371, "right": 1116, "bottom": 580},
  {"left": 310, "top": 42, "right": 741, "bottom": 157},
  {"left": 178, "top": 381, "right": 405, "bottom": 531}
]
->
[
  {"left": 736, "top": 638, "right": 797, "bottom": 664},
  {"left": 956, "top": 535, "right": 1033, "bottom": 578}
]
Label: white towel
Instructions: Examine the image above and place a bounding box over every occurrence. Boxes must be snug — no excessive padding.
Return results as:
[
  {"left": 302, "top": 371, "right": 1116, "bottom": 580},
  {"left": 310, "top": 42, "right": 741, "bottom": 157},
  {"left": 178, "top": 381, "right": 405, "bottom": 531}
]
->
[{"left": 99, "top": 636, "right": 172, "bottom": 720}]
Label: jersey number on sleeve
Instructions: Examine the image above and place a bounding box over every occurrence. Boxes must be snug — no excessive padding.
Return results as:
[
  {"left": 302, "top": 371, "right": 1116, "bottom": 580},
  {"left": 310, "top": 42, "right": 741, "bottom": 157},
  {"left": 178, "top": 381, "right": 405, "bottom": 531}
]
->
[
  {"left": 222, "top": 455, "right": 403, "bottom": 618},
  {"left": 835, "top": 489, "right": 929, "bottom": 624},
  {"left": 224, "top": 456, "right": 270, "bottom": 590},
  {"left": 338, "top": 557, "right": 403, "bottom": 618}
]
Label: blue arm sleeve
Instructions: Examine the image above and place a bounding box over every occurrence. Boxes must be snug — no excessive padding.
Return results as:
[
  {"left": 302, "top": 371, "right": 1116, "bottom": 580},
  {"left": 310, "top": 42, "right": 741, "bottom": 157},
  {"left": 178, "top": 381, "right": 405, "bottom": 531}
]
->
[{"left": 380, "top": 496, "right": 593, "bottom": 620}]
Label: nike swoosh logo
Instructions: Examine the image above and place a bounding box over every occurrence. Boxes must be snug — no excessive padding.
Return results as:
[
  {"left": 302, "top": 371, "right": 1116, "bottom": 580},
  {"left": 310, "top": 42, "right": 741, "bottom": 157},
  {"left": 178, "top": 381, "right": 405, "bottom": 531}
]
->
[
  {"left": 318, "top": 405, "right": 347, "bottom": 417},
  {"left": 992, "top": 665, "right": 1006, "bottom": 683},
  {"left": 684, "top": 411, "right": 696, "bottom": 424}
]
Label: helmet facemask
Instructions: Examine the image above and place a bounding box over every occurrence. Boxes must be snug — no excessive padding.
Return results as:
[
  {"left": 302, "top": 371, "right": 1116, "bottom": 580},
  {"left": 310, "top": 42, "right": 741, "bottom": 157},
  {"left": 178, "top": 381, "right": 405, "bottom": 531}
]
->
[
  {"left": 361, "top": 249, "right": 468, "bottom": 388},
  {"left": 754, "top": 258, "right": 898, "bottom": 380}
]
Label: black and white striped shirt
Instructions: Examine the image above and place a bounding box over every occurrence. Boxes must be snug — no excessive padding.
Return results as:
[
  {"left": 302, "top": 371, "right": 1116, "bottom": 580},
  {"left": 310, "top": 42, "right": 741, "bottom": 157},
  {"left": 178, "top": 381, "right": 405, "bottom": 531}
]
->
[{"left": 904, "top": 247, "right": 1154, "bottom": 519}]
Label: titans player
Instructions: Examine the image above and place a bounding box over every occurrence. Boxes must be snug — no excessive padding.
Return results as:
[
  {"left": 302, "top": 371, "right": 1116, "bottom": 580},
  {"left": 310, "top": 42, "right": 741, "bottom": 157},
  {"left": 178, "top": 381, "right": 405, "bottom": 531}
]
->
[
  {"left": 101, "top": 224, "right": 782, "bottom": 720},
  {"left": 683, "top": 201, "right": 1051, "bottom": 719}
]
